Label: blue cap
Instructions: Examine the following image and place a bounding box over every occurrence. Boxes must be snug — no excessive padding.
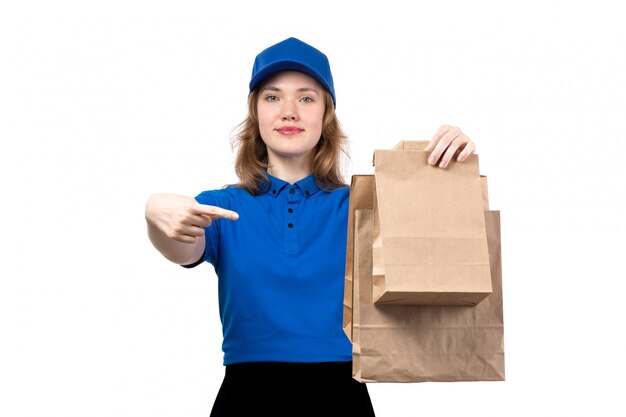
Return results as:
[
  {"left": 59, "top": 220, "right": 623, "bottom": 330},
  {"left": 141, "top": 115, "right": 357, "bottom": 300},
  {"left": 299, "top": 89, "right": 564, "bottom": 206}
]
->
[{"left": 249, "top": 37, "right": 336, "bottom": 107}]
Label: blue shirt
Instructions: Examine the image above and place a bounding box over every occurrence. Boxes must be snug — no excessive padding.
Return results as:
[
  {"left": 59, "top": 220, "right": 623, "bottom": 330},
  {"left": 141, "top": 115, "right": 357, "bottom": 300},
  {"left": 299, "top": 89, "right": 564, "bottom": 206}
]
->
[{"left": 186, "top": 174, "right": 352, "bottom": 365}]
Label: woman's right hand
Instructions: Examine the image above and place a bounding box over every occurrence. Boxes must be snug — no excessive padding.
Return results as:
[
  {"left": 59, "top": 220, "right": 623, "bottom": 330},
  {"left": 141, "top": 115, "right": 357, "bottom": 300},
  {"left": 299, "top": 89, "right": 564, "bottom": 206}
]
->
[{"left": 145, "top": 193, "right": 239, "bottom": 244}]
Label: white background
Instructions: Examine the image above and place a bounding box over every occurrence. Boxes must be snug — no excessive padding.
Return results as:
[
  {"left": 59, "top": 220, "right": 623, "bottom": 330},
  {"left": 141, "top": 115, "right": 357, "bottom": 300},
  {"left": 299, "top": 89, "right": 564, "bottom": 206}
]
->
[{"left": 1, "top": 1, "right": 625, "bottom": 416}]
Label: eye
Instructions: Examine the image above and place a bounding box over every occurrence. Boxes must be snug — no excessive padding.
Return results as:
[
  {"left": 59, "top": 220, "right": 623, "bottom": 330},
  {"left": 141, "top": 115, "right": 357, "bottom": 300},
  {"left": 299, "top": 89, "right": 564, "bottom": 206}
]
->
[
  {"left": 301, "top": 96, "right": 313, "bottom": 103},
  {"left": 265, "top": 95, "right": 279, "bottom": 102}
]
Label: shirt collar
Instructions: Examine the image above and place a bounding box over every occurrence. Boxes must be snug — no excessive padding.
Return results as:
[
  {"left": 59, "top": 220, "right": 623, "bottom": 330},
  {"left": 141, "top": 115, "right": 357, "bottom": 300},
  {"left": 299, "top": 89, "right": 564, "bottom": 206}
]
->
[{"left": 262, "top": 173, "right": 321, "bottom": 198}]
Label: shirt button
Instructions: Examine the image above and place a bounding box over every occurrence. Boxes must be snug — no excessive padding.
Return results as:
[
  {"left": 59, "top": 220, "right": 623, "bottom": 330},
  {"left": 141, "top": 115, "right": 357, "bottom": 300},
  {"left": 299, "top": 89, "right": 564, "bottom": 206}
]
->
[
  {"left": 288, "top": 208, "right": 293, "bottom": 213},
  {"left": 272, "top": 189, "right": 277, "bottom": 195},
  {"left": 289, "top": 189, "right": 295, "bottom": 194},
  {"left": 288, "top": 223, "right": 294, "bottom": 228}
]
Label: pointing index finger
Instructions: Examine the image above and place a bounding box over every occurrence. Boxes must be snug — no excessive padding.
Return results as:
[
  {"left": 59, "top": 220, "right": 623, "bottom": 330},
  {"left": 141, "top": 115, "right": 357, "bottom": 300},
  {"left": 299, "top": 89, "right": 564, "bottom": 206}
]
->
[{"left": 193, "top": 204, "right": 239, "bottom": 220}]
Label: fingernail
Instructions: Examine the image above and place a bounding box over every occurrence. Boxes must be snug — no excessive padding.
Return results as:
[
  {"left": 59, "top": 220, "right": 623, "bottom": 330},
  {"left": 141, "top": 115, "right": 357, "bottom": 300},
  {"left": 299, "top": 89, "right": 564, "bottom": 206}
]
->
[
  {"left": 428, "top": 156, "right": 435, "bottom": 165},
  {"left": 439, "top": 160, "right": 448, "bottom": 168}
]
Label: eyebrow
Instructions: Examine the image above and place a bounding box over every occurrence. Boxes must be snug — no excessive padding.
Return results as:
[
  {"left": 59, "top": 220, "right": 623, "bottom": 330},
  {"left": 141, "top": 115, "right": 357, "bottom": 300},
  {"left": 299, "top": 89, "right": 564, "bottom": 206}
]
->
[{"left": 260, "top": 86, "right": 321, "bottom": 95}]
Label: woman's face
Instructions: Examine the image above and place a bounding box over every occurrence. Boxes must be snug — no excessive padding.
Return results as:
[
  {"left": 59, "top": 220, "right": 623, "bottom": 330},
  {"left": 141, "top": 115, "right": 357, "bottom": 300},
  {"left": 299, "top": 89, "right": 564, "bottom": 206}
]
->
[{"left": 257, "top": 71, "right": 326, "bottom": 166}]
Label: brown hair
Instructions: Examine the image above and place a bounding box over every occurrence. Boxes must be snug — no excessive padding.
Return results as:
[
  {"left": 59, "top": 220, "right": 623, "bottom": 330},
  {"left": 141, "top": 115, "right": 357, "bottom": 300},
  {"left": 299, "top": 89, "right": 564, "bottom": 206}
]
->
[{"left": 230, "top": 88, "right": 349, "bottom": 195}]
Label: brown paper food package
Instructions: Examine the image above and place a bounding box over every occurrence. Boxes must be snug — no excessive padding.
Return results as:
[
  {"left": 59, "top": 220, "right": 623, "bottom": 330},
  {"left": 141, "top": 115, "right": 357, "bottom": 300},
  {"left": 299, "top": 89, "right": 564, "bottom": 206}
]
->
[
  {"left": 372, "top": 140, "right": 492, "bottom": 306},
  {"left": 344, "top": 173, "right": 504, "bottom": 382}
]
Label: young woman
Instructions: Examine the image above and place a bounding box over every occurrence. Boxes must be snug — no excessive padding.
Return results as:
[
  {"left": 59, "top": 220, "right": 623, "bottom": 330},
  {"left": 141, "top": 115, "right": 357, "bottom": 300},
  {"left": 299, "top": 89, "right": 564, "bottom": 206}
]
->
[{"left": 145, "top": 37, "right": 476, "bottom": 416}]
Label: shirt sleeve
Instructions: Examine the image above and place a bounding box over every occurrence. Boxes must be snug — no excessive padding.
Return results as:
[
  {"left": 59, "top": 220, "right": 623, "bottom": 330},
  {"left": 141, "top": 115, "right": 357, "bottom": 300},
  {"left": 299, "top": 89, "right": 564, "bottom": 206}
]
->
[{"left": 180, "top": 189, "right": 227, "bottom": 270}]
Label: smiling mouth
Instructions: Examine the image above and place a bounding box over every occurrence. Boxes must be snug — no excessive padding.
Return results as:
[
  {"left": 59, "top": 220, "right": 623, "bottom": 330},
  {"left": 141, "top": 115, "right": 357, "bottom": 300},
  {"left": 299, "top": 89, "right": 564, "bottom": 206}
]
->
[{"left": 276, "top": 127, "right": 304, "bottom": 135}]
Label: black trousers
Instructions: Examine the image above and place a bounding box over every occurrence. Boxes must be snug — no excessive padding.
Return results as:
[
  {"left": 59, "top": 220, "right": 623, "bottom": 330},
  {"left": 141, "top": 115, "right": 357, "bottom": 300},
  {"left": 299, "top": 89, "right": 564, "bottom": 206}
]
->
[{"left": 210, "top": 361, "right": 376, "bottom": 416}]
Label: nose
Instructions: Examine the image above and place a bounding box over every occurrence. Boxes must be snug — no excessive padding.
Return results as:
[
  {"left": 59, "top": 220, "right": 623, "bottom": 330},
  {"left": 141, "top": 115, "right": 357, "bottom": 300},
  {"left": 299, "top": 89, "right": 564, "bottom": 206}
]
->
[{"left": 280, "top": 99, "right": 299, "bottom": 121}]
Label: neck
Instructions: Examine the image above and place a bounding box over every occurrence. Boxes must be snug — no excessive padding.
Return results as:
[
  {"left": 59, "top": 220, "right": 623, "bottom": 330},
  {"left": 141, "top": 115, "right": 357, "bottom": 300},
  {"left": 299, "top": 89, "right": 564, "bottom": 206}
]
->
[{"left": 267, "top": 155, "right": 313, "bottom": 184}]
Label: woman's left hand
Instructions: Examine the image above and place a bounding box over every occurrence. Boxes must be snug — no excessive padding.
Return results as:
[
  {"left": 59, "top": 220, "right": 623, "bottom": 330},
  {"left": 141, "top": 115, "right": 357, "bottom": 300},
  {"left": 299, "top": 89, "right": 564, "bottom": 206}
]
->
[{"left": 424, "top": 125, "right": 476, "bottom": 169}]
